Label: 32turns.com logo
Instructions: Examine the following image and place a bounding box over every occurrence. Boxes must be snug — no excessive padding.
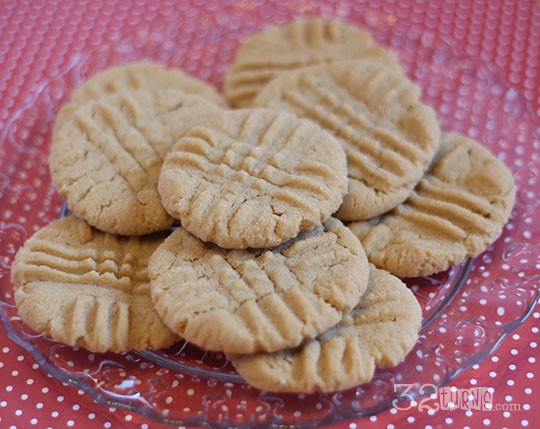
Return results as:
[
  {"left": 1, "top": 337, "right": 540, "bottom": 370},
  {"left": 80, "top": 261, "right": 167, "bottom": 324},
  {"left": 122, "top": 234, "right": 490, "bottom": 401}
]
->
[{"left": 392, "top": 384, "right": 522, "bottom": 412}]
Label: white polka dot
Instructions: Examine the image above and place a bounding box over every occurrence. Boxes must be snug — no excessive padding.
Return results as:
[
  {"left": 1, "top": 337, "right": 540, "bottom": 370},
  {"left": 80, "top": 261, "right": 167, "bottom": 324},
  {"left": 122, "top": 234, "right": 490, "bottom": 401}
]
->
[
  {"left": 523, "top": 404, "right": 530, "bottom": 410},
  {"left": 30, "top": 418, "right": 38, "bottom": 425},
  {"left": 470, "top": 378, "right": 477, "bottom": 385},
  {"left": 509, "top": 364, "right": 516, "bottom": 370},
  {"left": 526, "top": 372, "right": 534, "bottom": 378},
  {"left": 507, "top": 379, "right": 514, "bottom": 386},
  {"left": 445, "top": 417, "right": 453, "bottom": 424},
  {"left": 511, "top": 349, "right": 518, "bottom": 355},
  {"left": 530, "top": 341, "right": 537, "bottom": 348},
  {"left": 525, "top": 388, "right": 532, "bottom": 394},
  {"left": 489, "top": 371, "right": 496, "bottom": 377},
  {"left": 67, "top": 421, "right": 74, "bottom": 427},
  {"left": 521, "top": 420, "right": 529, "bottom": 427},
  {"left": 15, "top": 410, "right": 22, "bottom": 416},
  {"left": 0, "top": 401, "right": 7, "bottom": 407}
]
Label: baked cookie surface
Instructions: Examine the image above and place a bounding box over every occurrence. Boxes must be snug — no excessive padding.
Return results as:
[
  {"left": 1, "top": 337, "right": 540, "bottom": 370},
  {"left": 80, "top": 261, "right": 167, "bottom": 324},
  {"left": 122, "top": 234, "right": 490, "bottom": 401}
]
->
[
  {"left": 254, "top": 60, "right": 441, "bottom": 221},
  {"left": 55, "top": 62, "right": 225, "bottom": 129},
  {"left": 50, "top": 89, "right": 219, "bottom": 235},
  {"left": 348, "top": 133, "right": 516, "bottom": 277},
  {"left": 11, "top": 216, "right": 177, "bottom": 353},
  {"left": 149, "top": 218, "right": 369, "bottom": 354},
  {"left": 224, "top": 18, "right": 400, "bottom": 107},
  {"left": 158, "top": 107, "right": 348, "bottom": 249},
  {"left": 229, "top": 266, "right": 422, "bottom": 393}
]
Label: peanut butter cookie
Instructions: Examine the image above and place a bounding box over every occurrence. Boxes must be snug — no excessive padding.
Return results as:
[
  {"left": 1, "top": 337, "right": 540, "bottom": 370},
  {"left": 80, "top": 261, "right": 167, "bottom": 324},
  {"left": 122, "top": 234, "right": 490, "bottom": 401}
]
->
[
  {"left": 149, "top": 218, "right": 369, "bottom": 354},
  {"left": 50, "top": 89, "right": 220, "bottom": 235},
  {"left": 254, "top": 60, "right": 441, "bottom": 221},
  {"left": 229, "top": 266, "right": 421, "bottom": 393},
  {"left": 11, "top": 216, "right": 177, "bottom": 353},
  {"left": 224, "top": 18, "right": 400, "bottom": 107},
  {"left": 158, "top": 107, "right": 348, "bottom": 249},
  {"left": 349, "top": 133, "right": 516, "bottom": 277}
]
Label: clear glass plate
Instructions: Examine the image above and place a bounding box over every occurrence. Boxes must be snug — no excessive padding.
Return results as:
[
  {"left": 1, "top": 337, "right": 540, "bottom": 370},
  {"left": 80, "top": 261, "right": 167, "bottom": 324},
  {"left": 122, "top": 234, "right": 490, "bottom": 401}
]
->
[{"left": 1, "top": 6, "right": 539, "bottom": 428}]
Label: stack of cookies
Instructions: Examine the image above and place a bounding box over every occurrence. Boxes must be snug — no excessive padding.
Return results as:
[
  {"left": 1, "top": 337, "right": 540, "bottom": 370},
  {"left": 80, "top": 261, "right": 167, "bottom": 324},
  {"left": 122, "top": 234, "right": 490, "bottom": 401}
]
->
[{"left": 11, "top": 18, "right": 515, "bottom": 394}]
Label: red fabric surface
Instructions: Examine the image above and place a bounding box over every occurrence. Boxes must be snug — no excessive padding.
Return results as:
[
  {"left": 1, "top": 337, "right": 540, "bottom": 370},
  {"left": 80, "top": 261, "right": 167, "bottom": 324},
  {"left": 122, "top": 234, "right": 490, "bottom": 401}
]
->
[{"left": 0, "top": 1, "right": 539, "bottom": 428}]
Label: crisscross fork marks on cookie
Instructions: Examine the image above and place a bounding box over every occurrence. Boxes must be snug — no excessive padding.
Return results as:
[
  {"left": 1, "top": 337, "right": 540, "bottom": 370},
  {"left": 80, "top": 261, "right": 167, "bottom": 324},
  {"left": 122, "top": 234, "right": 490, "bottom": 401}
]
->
[
  {"left": 159, "top": 108, "right": 348, "bottom": 249},
  {"left": 16, "top": 232, "right": 158, "bottom": 292},
  {"left": 224, "top": 18, "right": 399, "bottom": 107},
  {"left": 11, "top": 217, "right": 177, "bottom": 353},
  {"left": 254, "top": 61, "right": 440, "bottom": 220},
  {"left": 149, "top": 218, "right": 369, "bottom": 354},
  {"left": 178, "top": 118, "right": 337, "bottom": 202},
  {"left": 229, "top": 267, "right": 422, "bottom": 393},
  {"left": 278, "top": 70, "right": 425, "bottom": 183},
  {"left": 348, "top": 132, "right": 516, "bottom": 277}
]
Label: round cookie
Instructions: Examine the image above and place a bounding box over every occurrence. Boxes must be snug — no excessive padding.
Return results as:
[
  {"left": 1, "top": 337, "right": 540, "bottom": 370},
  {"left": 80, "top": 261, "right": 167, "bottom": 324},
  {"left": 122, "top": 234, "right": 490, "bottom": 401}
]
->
[
  {"left": 149, "top": 218, "right": 370, "bottom": 354},
  {"left": 11, "top": 216, "right": 177, "bottom": 353},
  {"left": 348, "top": 133, "right": 516, "bottom": 277},
  {"left": 55, "top": 62, "right": 226, "bottom": 130},
  {"left": 50, "top": 89, "right": 220, "bottom": 236},
  {"left": 224, "top": 18, "right": 400, "bottom": 107},
  {"left": 254, "top": 60, "right": 441, "bottom": 221},
  {"left": 229, "top": 266, "right": 422, "bottom": 393},
  {"left": 158, "top": 107, "right": 348, "bottom": 249}
]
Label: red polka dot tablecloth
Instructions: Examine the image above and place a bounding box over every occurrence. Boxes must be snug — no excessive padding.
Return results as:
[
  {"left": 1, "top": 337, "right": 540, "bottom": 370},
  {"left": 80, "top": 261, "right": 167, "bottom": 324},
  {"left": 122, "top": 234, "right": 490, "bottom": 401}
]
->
[{"left": 0, "top": 1, "right": 539, "bottom": 428}]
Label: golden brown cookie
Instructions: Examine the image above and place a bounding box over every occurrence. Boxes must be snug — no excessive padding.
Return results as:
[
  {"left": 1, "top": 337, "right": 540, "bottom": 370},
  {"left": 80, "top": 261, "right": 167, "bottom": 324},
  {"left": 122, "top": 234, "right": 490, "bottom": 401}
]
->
[
  {"left": 55, "top": 62, "right": 226, "bottom": 129},
  {"left": 224, "top": 18, "right": 400, "bottom": 107},
  {"left": 158, "top": 107, "right": 348, "bottom": 249},
  {"left": 149, "top": 218, "right": 370, "bottom": 354},
  {"left": 11, "top": 216, "right": 177, "bottom": 353},
  {"left": 229, "top": 266, "right": 422, "bottom": 393},
  {"left": 253, "top": 60, "right": 441, "bottom": 221},
  {"left": 348, "top": 133, "right": 516, "bottom": 277},
  {"left": 50, "top": 89, "right": 220, "bottom": 236}
]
